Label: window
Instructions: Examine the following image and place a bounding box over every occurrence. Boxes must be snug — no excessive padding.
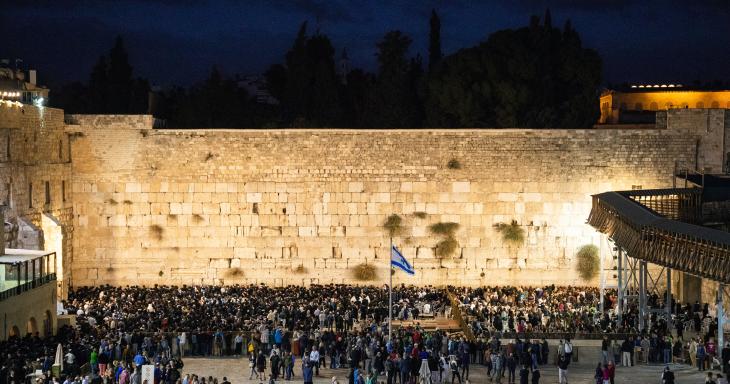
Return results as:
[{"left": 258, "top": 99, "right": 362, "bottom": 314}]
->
[
  {"left": 28, "top": 183, "right": 32, "bottom": 208},
  {"left": 4, "top": 183, "right": 9, "bottom": 206},
  {"left": 58, "top": 140, "right": 62, "bottom": 160},
  {"left": 45, "top": 181, "right": 51, "bottom": 205},
  {"left": 696, "top": 102, "right": 704, "bottom": 109},
  {"left": 649, "top": 102, "right": 658, "bottom": 111},
  {"left": 634, "top": 102, "right": 643, "bottom": 111},
  {"left": 62, "top": 180, "right": 66, "bottom": 202},
  {"left": 711, "top": 101, "right": 719, "bottom": 108},
  {"left": 619, "top": 102, "right": 628, "bottom": 110}
]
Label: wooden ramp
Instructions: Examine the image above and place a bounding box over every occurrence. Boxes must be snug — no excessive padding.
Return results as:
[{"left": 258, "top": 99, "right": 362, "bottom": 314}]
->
[{"left": 392, "top": 317, "right": 461, "bottom": 331}]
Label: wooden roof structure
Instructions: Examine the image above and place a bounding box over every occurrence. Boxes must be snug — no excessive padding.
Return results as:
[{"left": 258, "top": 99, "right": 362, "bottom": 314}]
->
[{"left": 588, "top": 188, "right": 730, "bottom": 284}]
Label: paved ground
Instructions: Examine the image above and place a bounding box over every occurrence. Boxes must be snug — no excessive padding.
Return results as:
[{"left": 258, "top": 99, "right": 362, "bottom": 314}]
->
[{"left": 181, "top": 356, "right": 723, "bottom": 384}]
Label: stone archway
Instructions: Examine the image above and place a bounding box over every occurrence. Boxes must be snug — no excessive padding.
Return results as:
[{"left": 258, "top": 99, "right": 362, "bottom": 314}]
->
[
  {"left": 27, "top": 317, "right": 38, "bottom": 335},
  {"left": 9, "top": 325, "right": 20, "bottom": 338}
]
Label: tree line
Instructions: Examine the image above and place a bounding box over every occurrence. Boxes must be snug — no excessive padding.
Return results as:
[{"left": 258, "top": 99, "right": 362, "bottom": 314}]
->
[{"left": 52, "top": 9, "right": 603, "bottom": 129}]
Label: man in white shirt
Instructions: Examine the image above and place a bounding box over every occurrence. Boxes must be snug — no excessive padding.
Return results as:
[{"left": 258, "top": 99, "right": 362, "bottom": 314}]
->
[{"left": 309, "top": 347, "right": 320, "bottom": 376}]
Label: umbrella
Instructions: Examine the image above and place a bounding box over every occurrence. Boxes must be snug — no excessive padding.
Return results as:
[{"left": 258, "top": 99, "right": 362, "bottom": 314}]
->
[{"left": 54, "top": 343, "right": 63, "bottom": 372}]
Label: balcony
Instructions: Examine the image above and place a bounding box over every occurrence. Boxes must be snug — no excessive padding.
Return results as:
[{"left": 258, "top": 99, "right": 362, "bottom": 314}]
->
[{"left": 0, "top": 249, "right": 57, "bottom": 301}]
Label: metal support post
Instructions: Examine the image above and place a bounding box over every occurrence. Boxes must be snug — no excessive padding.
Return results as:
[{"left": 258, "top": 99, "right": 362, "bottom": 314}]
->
[
  {"left": 666, "top": 268, "right": 672, "bottom": 330},
  {"left": 639, "top": 260, "right": 647, "bottom": 332},
  {"left": 719, "top": 284, "right": 725, "bottom": 350},
  {"left": 617, "top": 247, "right": 623, "bottom": 324}
]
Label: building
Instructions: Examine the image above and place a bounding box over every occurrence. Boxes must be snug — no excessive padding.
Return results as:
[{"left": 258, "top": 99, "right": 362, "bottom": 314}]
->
[
  {"left": 0, "top": 208, "right": 58, "bottom": 341},
  {"left": 599, "top": 84, "right": 730, "bottom": 124},
  {"left": 0, "top": 63, "right": 49, "bottom": 106}
]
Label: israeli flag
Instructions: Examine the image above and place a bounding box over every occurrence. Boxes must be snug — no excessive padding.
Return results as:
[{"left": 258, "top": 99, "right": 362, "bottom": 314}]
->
[{"left": 391, "top": 245, "right": 415, "bottom": 275}]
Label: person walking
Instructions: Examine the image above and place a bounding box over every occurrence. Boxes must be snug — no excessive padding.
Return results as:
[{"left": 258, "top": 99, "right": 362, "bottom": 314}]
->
[
  {"left": 506, "top": 353, "right": 517, "bottom": 384},
  {"left": 557, "top": 355, "right": 569, "bottom": 384},
  {"left": 698, "top": 341, "right": 707, "bottom": 371},
  {"left": 530, "top": 368, "right": 540, "bottom": 384},
  {"left": 303, "top": 358, "right": 314, "bottom": 384},
  {"left": 519, "top": 365, "right": 529, "bottom": 384},
  {"left": 249, "top": 351, "right": 259, "bottom": 380},
  {"left": 661, "top": 366, "right": 675, "bottom": 384}
]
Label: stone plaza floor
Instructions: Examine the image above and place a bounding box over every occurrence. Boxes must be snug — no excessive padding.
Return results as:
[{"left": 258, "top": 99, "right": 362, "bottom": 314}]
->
[{"left": 182, "top": 356, "right": 721, "bottom": 384}]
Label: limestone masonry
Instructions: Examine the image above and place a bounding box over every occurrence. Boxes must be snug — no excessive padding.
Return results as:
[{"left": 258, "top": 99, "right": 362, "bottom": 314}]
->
[{"left": 1, "top": 105, "right": 729, "bottom": 293}]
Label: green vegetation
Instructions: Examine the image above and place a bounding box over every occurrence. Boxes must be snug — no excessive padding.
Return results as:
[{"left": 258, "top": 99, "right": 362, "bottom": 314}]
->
[
  {"left": 429, "top": 222, "right": 460, "bottom": 258},
  {"left": 447, "top": 159, "right": 462, "bottom": 169},
  {"left": 383, "top": 214, "right": 403, "bottom": 237},
  {"left": 576, "top": 244, "right": 600, "bottom": 281},
  {"left": 495, "top": 220, "right": 525, "bottom": 245},
  {"left": 352, "top": 263, "right": 377, "bottom": 281}
]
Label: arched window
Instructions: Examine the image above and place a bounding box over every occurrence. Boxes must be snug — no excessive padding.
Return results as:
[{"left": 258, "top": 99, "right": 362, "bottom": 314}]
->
[
  {"left": 634, "top": 102, "right": 643, "bottom": 111},
  {"left": 680, "top": 102, "right": 689, "bottom": 108},
  {"left": 726, "top": 101, "right": 730, "bottom": 108},
  {"left": 711, "top": 101, "right": 719, "bottom": 108},
  {"left": 696, "top": 102, "right": 704, "bottom": 108},
  {"left": 649, "top": 102, "right": 658, "bottom": 111},
  {"left": 44, "top": 310, "right": 53, "bottom": 337},
  {"left": 619, "top": 102, "right": 628, "bottom": 110},
  {"left": 665, "top": 102, "right": 673, "bottom": 109},
  {"left": 9, "top": 325, "right": 20, "bottom": 338},
  {"left": 27, "top": 317, "right": 38, "bottom": 335}
]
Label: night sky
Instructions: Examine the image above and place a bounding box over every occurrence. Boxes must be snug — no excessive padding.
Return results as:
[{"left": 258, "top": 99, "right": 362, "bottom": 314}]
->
[{"left": 2, "top": 1, "right": 729, "bottom": 88}]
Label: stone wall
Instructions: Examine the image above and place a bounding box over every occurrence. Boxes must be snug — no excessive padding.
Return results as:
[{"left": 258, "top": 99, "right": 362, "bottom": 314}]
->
[
  {"left": 0, "top": 104, "right": 74, "bottom": 297},
  {"left": 67, "top": 120, "right": 704, "bottom": 287}
]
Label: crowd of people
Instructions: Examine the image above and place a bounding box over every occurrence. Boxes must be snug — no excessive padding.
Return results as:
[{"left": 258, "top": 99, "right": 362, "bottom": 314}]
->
[{"left": 1, "top": 283, "right": 728, "bottom": 384}]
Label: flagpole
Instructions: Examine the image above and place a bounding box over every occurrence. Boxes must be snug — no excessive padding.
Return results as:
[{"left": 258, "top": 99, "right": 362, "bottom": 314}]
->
[{"left": 388, "top": 236, "right": 393, "bottom": 344}]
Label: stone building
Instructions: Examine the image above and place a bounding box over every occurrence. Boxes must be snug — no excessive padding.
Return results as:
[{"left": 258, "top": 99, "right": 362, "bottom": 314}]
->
[{"left": 599, "top": 85, "right": 730, "bottom": 124}]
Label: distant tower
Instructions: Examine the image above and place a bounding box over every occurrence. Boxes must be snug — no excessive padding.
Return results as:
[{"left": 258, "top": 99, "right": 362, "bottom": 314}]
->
[{"left": 338, "top": 48, "right": 350, "bottom": 85}]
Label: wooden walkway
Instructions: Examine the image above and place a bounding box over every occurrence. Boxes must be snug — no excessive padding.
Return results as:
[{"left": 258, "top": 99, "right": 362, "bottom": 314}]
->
[{"left": 391, "top": 317, "right": 461, "bottom": 331}]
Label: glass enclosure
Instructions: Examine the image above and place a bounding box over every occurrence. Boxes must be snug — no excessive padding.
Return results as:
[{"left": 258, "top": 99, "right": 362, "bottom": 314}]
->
[{"left": 0, "top": 252, "right": 56, "bottom": 300}]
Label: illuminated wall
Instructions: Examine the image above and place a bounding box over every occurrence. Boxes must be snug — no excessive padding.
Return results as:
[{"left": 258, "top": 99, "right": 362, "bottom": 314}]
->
[{"left": 66, "top": 119, "right": 703, "bottom": 287}]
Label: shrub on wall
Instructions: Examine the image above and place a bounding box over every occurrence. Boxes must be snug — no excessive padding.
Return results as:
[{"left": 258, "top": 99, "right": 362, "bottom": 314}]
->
[
  {"left": 495, "top": 220, "right": 525, "bottom": 246},
  {"left": 429, "top": 222, "right": 460, "bottom": 258},
  {"left": 293, "top": 264, "right": 307, "bottom": 274},
  {"left": 576, "top": 244, "right": 600, "bottom": 281},
  {"left": 352, "top": 263, "right": 377, "bottom": 281},
  {"left": 447, "top": 159, "right": 462, "bottom": 169},
  {"left": 435, "top": 237, "right": 459, "bottom": 258},
  {"left": 413, "top": 211, "right": 427, "bottom": 219},
  {"left": 383, "top": 214, "right": 403, "bottom": 237}
]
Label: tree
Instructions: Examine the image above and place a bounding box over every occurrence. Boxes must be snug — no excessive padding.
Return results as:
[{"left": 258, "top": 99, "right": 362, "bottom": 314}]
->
[
  {"left": 88, "top": 55, "right": 109, "bottom": 113},
  {"left": 107, "top": 36, "right": 134, "bottom": 113},
  {"left": 428, "top": 9, "right": 442, "bottom": 72},
  {"left": 369, "top": 31, "right": 422, "bottom": 128},
  {"left": 424, "top": 11, "right": 601, "bottom": 128}
]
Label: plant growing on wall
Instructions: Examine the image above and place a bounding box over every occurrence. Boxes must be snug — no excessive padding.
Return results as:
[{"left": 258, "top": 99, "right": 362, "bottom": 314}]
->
[
  {"left": 383, "top": 214, "right": 403, "bottom": 237},
  {"left": 495, "top": 220, "right": 525, "bottom": 246},
  {"left": 293, "top": 264, "right": 307, "bottom": 274},
  {"left": 576, "top": 244, "right": 600, "bottom": 281},
  {"left": 106, "top": 198, "right": 118, "bottom": 206},
  {"left": 413, "top": 211, "right": 427, "bottom": 219},
  {"left": 192, "top": 214, "right": 204, "bottom": 223},
  {"left": 447, "top": 159, "right": 462, "bottom": 169},
  {"left": 429, "top": 222, "right": 460, "bottom": 258},
  {"left": 352, "top": 263, "right": 377, "bottom": 281},
  {"left": 150, "top": 224, "right": 164, "bottom": 241}
]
